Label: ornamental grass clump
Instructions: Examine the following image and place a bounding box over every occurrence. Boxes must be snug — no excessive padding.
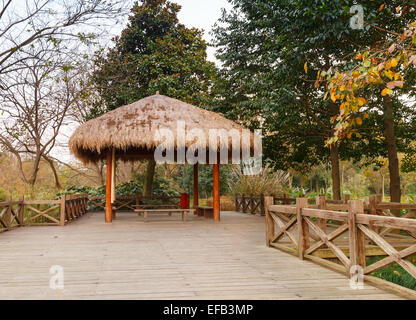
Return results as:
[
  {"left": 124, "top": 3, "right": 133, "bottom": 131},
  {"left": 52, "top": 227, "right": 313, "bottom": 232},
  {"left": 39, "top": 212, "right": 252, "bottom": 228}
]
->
[{"left": 228, "top": 165, "right": 290, "bottom": 196}]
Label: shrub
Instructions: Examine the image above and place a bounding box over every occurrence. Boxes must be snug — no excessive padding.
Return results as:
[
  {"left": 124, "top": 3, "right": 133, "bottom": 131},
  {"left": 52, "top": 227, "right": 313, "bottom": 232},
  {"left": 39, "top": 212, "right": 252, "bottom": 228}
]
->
[
  {"left": 205, "top": 196, "right": 236, "bottom": 211},
  {"left": 59, "top": 175, "right": 181, "bottom": 198}
]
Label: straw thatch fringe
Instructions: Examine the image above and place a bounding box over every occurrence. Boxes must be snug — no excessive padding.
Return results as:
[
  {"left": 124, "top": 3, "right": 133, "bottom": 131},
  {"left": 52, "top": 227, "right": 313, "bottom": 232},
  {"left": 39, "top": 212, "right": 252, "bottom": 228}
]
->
[{"left": 69, "top": 94, "right": 252, "bottom": 164}]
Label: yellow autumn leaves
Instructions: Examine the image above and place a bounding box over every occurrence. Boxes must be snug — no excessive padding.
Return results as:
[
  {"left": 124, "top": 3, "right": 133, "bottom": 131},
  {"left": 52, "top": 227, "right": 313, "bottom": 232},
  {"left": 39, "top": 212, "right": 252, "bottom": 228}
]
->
[
  {"left": 315, "top": 14, "right": 416, "bottom": 146},
  {"left": 320, "top": 50, "right": 406, "bottom": 143},
  {"left": 386, "top": 57, "right": 398, "bottom": 69},
  {"left": 381, "top": 88, "right": 393, "bottom": 96}
]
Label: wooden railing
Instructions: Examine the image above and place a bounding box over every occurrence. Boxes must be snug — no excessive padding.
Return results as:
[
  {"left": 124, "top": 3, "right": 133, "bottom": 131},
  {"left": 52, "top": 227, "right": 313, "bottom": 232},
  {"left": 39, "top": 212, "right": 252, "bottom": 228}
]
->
[
  {"left": 235, "top": 194, "right": 351, "bottom": 215},
  {"left": 60, "top": 194, "right": 88, "bottom": 225},
  {"left": 264, "top": 196, "right": 416, "bottom": 299},
  {"left": 235, "top": 195, "right": 265, "bottom": 215},
  {"left": 0, "top": 196, "right": 24, "bottom": 232},
  {"left": 0, "top": 193, "right": 180, "bottom": 234},
  {"left": 0, "top": 194, "right": 88, "bottom": 233},
  {"left": 88, "top": 195, "right": 181, "bottom": 212}
]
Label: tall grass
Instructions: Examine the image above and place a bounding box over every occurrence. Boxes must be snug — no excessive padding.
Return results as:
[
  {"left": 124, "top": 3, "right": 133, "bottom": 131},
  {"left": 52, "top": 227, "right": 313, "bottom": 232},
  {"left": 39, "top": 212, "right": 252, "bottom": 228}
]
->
[{"left": 228, "top": 164, "right": 290, "bottom": 196}]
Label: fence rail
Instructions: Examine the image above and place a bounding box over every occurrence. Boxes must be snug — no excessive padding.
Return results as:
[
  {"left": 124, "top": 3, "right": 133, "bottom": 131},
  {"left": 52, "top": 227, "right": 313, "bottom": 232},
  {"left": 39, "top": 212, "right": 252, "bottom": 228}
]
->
[
  {"left": 0, "top": 194, "right": 88, "bottom": 233},
  {"left": 88, "top": 195, "right": 181, "bottom": 212},
  {"left": 264, "top": 196, "right": 416, "bottom": 299},
  {"left": 235, "top": 194, "right": 351, "bottom": 215},
  {"left": 0, "top": 193, "right": 180, "bottom": 235}
]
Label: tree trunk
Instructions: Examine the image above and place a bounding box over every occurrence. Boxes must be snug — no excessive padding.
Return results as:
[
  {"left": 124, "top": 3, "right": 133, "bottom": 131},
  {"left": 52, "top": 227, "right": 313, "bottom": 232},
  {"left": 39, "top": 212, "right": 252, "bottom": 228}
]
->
[
  {"left": 143, "top": 159, "right": 156, "bottom": 197},
  {"left": 330, "top": 144, "right": 341, "bottom": 200},
  {"left": 43, "top": 155, "right": 62, "bottom": 189},
  {"left": 382, "top": 95, "right": 401, "bottom": 208},
  {"left": 94, "top": 161, "right": 105, "bottom": 185}
]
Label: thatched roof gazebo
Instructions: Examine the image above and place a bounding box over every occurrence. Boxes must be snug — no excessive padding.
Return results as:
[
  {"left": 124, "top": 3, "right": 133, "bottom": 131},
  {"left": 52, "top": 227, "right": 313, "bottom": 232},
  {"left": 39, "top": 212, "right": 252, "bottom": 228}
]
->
[{"left": 69, "top": 93, "right": 251, "bottom": 223}]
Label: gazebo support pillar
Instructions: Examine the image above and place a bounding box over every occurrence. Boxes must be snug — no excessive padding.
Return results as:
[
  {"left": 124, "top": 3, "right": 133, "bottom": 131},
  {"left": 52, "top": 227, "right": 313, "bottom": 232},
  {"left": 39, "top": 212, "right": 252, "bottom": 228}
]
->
[
  {"left": 213, "top": 163, "right": 220, "bottom": 222},
  {"left": 111, "top": 148, "right": 116, "bottom": 219},
  {"left": 105, "top": 150, "right": 113, "bottom": 223},
  {"left": 193, "top": 163, "right": 199, "bottom": 215}
]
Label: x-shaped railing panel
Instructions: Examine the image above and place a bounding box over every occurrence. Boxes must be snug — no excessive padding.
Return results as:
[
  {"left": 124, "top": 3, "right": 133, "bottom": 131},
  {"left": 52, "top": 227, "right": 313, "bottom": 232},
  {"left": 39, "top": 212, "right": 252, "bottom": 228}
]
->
[
  {"left": 360, "top": 224, "right": 416, "bottom": 279},
  {"left": 270, "top": 212, "right": 298, "bottom": 247}
]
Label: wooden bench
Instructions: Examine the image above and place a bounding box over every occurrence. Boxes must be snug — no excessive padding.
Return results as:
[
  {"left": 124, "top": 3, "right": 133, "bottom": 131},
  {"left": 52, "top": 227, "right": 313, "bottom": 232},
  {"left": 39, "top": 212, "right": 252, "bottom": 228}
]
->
[
  {"left": 134, "top": 204, "right": 177, "bottom": 213},
  {"left": 197, "top": 206, "right": 214, "bottom": 219},
  {"left": 134, "top": 209, "right": 193, "bottom": 222}
]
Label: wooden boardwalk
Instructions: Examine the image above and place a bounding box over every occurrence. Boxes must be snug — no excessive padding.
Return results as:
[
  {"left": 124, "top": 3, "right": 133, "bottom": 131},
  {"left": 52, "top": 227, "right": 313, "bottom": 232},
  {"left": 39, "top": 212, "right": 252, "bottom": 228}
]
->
[{"left": 0, "top": 211, "right": 401, "bottom": 299}]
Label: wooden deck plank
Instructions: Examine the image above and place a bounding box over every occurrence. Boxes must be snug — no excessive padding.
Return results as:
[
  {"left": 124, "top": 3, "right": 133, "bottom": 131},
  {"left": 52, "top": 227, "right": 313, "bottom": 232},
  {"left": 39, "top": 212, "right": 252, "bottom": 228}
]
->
[{"left": 0, "top": 211, "right": 402, "bottom": 299}]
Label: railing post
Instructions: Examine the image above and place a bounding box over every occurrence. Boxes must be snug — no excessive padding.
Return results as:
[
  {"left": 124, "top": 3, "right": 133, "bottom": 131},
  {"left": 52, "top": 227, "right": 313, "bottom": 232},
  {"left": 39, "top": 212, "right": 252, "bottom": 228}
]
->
[
  {"left": 260, "top": 194, "right": 265, "bottom": 216},
  {"left": 366, "top": 195, "right": 380, "bottom": 233},
  {"left": 242, "top": 194, "right": 246, "bottom": 213},
  {"left": 368, "top": 195, "right": 377, "bottom": 214},
  {"left": 264, "top": 196, "right": 274, "bottom": 247},
  {"left": 5, "top": 195, "right": 11, "bottom": 230},
  {"left": 283, "top": 193, "right": 288, "bottom": 205},
  {"left": 18, "top": 195, "right": 24, "bottom": 226},
  {"left": 81, "top": 195, "right": 84, "bottom": 215},
  {"left": 348, "top": 200, "right": 365, "bottom": 279},
  {"left": 59, "top": 194, "right": 66, "bottom": 226},
  {"left": 250, "top": 196, "right": 255, "bottom": 215},
  {"left": 316, "top": 195, "right": 327, "bottom": 233},
  {"left": 85, "top": 194, "right": 89, "bottom": 214},
  {"left": 296, "top": 198, "right": 309, "bottom": 260},
  {"left": 343, "top": 194, "right": 350, "bottom": 204},
  {"left": 84, "top": 195, "right": 87, "bottom": 214}
]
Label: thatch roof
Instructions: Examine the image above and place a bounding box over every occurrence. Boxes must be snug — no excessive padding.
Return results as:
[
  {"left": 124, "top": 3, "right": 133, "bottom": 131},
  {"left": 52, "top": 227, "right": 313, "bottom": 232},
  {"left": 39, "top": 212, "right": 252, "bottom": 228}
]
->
[{"left": 69, "top": 93, "right": 251, "bottom": 164}]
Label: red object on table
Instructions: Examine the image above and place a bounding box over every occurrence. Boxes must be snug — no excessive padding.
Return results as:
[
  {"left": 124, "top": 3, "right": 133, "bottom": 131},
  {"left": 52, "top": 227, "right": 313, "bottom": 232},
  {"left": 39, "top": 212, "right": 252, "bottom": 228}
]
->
[{"left": 180, "top": 193, "right": 190, "bottom": 209}]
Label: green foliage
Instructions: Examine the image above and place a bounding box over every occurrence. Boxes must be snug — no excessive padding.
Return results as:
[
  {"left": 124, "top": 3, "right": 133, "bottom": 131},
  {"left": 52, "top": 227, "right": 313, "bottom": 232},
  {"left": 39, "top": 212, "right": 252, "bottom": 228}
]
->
[
  {"left": 59, "top": 173, "right": 181, "bottom": 198},
  {"left": 58, "top": 185, "right": 104, "bottom": 198},
  {"left": 402, "top": 146, "right": 416, "bottom": 173},
  {"left": 175, "top": 164, "right": 231, "bottom": 198},
  {"left": 367, "top": 256, "right": 416, "bottom": 291},
  {"left": 212, "top": 0, "right": 416, "bottom": 172},
  {"left": 90, "top": 0, "right": 217, "bottom": 117}
]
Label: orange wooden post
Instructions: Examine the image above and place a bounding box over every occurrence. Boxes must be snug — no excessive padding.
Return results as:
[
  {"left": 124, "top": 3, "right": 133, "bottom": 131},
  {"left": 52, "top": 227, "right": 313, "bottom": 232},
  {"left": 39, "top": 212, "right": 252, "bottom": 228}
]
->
[
  {"left": 111, "top": 149, "right": 116, "bottom": 219},
  {"left": 105, "top": 149, "right": 113, "bottom": 223},
  {"left": 213, "top": 163, "right": 220, "bottom": 222},
  {"left": 193, "top": 163, "right": 199, "bottom": 215}
]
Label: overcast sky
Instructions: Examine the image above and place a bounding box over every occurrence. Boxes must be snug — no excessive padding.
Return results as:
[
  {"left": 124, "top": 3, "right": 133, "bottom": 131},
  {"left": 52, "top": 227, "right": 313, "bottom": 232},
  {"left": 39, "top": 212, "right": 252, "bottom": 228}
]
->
[{"left": 175, "top": 0, "right": 232, "bottom": 63}]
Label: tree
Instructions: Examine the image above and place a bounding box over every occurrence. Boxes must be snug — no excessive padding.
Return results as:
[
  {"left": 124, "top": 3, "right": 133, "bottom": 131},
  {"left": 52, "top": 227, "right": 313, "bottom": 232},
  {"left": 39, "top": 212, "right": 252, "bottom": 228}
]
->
[
  {"left": 0, "top": 40, "right": 89, "bottom": 188},
  {"left": 320, "top": 4, "right": 416, "bottom": 205},
  {"left": 212, "top": 0, "right": 416, "bottom": 200},
  {"left": 0, "top": 0, "right": 127, "bottom": 76},
  {"left": 0, "top": 0, "right": 129, "bottom": 189},
  {"left": 91, "top": 0, "right": 218, "bottom": 196}
]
